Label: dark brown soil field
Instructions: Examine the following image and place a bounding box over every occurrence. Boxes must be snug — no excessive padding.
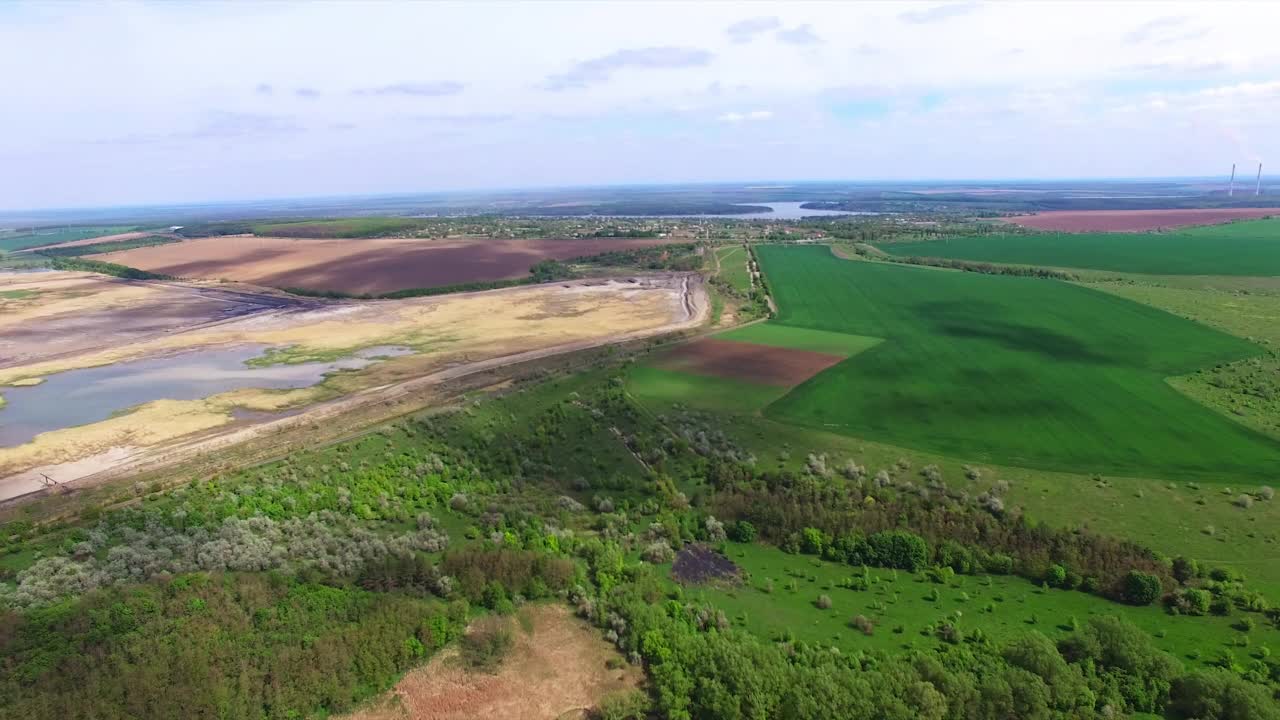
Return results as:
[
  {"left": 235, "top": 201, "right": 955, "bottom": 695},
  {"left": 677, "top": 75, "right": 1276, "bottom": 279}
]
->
[
  {"left": 672, "top": 544, "right": 741, "bottom": 585},
  {"left": 654, "top": 338, "right": 843, "bottom": 386},
  {"left": 1002, "top": 208, "right": 1278, "bottom": 232},
  {"left": 96, "top": 235, "right": 671, "bottom": 295}
]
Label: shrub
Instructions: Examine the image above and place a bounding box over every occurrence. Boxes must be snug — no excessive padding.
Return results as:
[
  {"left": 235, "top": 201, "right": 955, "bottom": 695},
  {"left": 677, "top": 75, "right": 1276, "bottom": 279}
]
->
[
  {"left": 799, "top": 527, "right": 827, "bottom": 556},
  {"left": 592, "top": 690, "right": 649, "bottom": 720},
  {"left": 1258, "top": 485, "right": 1275, "bottom": 501},
  {"left": 727, "top": 520, "right": 757, "bottom": 543},
  {"left": 849, "top": 614, "right": 875, "bottom": 635},
  {"left": 816, "top": 594, "right": 832, "bottom": 610},
  {"left": 1234, "top": 494, "right": 1254, "bottom": 509},
  {"left": 460, "top": 618, "right": 513, "bottom": 672},
  {"left": 868, "top": 530, "right": 928, "bottom": 572},
  {"left": 1121, "top": 570, "right": 1162, "bottom": 606},
  {"left": 642, "top": 540, "right": 675, "bottom": 564},
  {"left": 1172, "top": 556, "right": 1199, "bottom": 585},
  {"left": 1045, "top": 564, "right": 1067, "bottom": 588},
  {"left": 1167, "top": 587, "right": 1212, "bottom": 616}
]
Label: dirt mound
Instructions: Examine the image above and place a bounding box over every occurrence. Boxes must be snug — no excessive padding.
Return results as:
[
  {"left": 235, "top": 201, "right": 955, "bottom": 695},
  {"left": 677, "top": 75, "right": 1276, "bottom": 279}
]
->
[
  {"left": 342, "top": 605, "right": 641, "bottom": 720},
  {"left": 1002, "top": 208, "right": 1277, "bottom": 232},
  {"left": 654, "top": 338, "right": 843, "bottom": 386},
  {"left": 672, "top": 543, "right": 741, "bottom": 585}
]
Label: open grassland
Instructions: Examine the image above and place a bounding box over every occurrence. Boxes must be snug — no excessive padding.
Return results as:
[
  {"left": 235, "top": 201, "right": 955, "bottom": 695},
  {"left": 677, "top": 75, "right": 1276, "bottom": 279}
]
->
[
  {"left": 100, "top": 235, "right": 672, "bottom": 295},
  {"left": 1003, "top": 208, "right": 1279, "bottom": 232},
  {"left": 0, "top": 226, "right": 135, "bottom": 253},
  {"left": 756, "top": 245, "right": 1280, "bottom": 480},
  {"left": 682, "top": 542, "right": 1277, "bottom": 663},
  {"left": 877, "top": 219, "right": 1280, "bottom": 275},
  {"left": 713, "top": 245, "right": 752, "bottom": 293}
]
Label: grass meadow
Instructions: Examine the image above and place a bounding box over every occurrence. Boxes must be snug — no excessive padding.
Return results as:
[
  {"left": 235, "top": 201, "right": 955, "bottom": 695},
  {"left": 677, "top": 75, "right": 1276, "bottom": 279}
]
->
[
  {"left": 755, "top": 244, "right": 1280, "bottom": 481},
  {"left": 713, "top": 245, "right": 752, "bottom": 294},
  {"left": 874, "top": 219, "right": 1280, "bottom": 275},
  {"left": 678, "top": 542, "right": 1275, "bottom": 666}
]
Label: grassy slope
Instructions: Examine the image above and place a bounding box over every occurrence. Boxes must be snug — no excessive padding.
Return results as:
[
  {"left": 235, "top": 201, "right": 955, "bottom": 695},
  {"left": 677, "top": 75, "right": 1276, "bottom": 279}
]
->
[
  {"left": 874, "top": 219, "right": 1280, "bottom": 275},
  {"left": 755, "top": 244, "right": 1280, "bottom": 481},
  {"left": 679, "top": 542, "right": 1273, "bottom": 664}
]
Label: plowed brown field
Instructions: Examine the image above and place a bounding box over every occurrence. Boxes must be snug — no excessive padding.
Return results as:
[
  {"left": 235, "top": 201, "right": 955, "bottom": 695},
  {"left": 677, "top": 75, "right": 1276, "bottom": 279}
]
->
[
  {"left": 1002, "top": 208, "right": 1277, "bottom": 232},
  {"left": 653, "top": 338, "right": 843, "bottom": 386},
  {"left": 97, "top": 235, "right": 671, "bottom": 295}
]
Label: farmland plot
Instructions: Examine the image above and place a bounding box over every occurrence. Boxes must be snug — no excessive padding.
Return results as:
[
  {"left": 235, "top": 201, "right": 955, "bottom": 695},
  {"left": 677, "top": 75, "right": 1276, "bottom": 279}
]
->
[
  {"left": 876, "top": 218, "right": 1280, "bottom": 275},
  {"left": 754, "top": 244, "right": 1280, "bottom": 480}
]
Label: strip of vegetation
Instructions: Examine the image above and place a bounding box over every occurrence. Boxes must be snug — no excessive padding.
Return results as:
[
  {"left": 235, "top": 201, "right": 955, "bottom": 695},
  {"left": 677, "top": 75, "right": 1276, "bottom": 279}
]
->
[
  {"left": 844, "top": 242, "right": 1078, "bottom": 279},
  {"left": 571, "top": 242, "right": 701, "bottom": 272},
  {"left": 47, "top": 256, "right": 174, "bottom": 281},
  {"left": 252, "top": 217, "right": 434, "bottom": 238},
  {"left": 35, "top": 235, "right": 178, "bottom": 258}
]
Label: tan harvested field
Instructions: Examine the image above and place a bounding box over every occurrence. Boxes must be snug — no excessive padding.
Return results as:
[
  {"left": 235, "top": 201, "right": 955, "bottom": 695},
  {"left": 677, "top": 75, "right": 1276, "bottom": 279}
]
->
[
  {"left": 99, "top": 235, "right": 673, "bottom": 295},
  {"left": 653, "top": 338, "right": 843, "bottom": 386},
  {"left": 1002, "top": 208, "right": 1279, "bottom": 232},
  {"left": 344, "top": 605, "right": 641, "bottom": 720},
  {"left": 0, "top": 272, "right": 705, "bottom": 501}
]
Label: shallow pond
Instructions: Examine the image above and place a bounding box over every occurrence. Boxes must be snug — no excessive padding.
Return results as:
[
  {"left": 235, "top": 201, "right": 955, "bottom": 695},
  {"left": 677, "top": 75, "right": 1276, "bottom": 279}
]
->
[{"left": 0, "top": 344, "right": 414, "bottom": 447}]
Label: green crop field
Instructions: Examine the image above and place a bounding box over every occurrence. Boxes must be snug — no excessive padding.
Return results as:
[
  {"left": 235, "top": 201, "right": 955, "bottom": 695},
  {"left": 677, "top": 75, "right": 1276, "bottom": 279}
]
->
[
  {"left": 875, "top": 219, "right": 1280, "bottom": 275},
  {"left": 754, "top": 244, "right": 1280, "bottom": 480},
  {"left": 0, "top": 226, "right": 135, "bottom": 253}
]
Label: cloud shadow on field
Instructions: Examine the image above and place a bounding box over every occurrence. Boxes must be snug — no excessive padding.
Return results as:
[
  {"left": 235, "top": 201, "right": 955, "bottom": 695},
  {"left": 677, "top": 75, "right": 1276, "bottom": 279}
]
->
[{"left": 911, "top": 301, "right": 1110, "bottom": 364}]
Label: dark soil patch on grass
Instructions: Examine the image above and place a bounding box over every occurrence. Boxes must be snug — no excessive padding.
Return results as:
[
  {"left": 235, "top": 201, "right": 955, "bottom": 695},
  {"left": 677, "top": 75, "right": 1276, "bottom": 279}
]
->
[
  {"left": 653, "top": 338, "right": 843, "bottom": 387},
  {"left": 672, "top": 544, "right": 742, "bottom": 586}
]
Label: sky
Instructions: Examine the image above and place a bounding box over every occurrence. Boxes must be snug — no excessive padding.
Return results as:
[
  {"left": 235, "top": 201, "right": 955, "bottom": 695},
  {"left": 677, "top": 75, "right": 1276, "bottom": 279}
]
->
[{"left": 2, "top": 0, "right": 1279, "bottom": 209}]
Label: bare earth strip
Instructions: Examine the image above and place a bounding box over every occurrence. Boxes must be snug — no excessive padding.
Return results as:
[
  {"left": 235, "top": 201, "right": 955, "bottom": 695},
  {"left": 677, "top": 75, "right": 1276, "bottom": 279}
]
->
[
  {"left": 653, "top": 338, "right": 843, "bottom": 386},
  {"left": 0, "top": 274, "right": 706, "bottom": 500},
  {"left": 344, "top": 605, "right": 641, "bottom": 720},
  {"left": 1001, "top": 208, "right": 1279, "bottom": 232},
  {"left": 98, "top": 235, "right": 673, "bottom": 295}
]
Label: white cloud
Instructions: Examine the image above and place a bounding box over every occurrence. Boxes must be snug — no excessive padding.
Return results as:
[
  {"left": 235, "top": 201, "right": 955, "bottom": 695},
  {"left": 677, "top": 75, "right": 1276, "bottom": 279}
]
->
[
  {"left": 718, "top": 110, "right": 774, "bottom": 123},
  {"left": 1, "top": 0, "right": 1279, "bottom": 208}
]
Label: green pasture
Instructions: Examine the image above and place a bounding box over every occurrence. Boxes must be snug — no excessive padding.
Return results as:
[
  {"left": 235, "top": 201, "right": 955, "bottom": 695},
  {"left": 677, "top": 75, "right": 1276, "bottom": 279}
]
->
[
  {"left": 874, "top": 219, "right": 1280, "bottom": 275},
  {"left": 754, "top": 244, "right": 1280, "bottom": 480},
  {"left": 680, "top": 542, "right": 1274, "bottom": 665}
]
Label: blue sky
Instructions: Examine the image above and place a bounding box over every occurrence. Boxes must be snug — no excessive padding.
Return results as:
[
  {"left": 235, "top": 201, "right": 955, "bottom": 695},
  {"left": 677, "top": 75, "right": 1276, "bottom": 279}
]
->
[{"left": 1, "top": 0, "right": 1278, "bottom": 209}]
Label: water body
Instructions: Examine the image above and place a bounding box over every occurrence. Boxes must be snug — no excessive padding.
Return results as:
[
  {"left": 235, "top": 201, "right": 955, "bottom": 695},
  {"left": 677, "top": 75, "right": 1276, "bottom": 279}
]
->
[
  {"left": 608, "top": 202, "right": 874, "bottom": 220},
  {"left": 0, "top": 344, "right": 414, "bottom": 447}
]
